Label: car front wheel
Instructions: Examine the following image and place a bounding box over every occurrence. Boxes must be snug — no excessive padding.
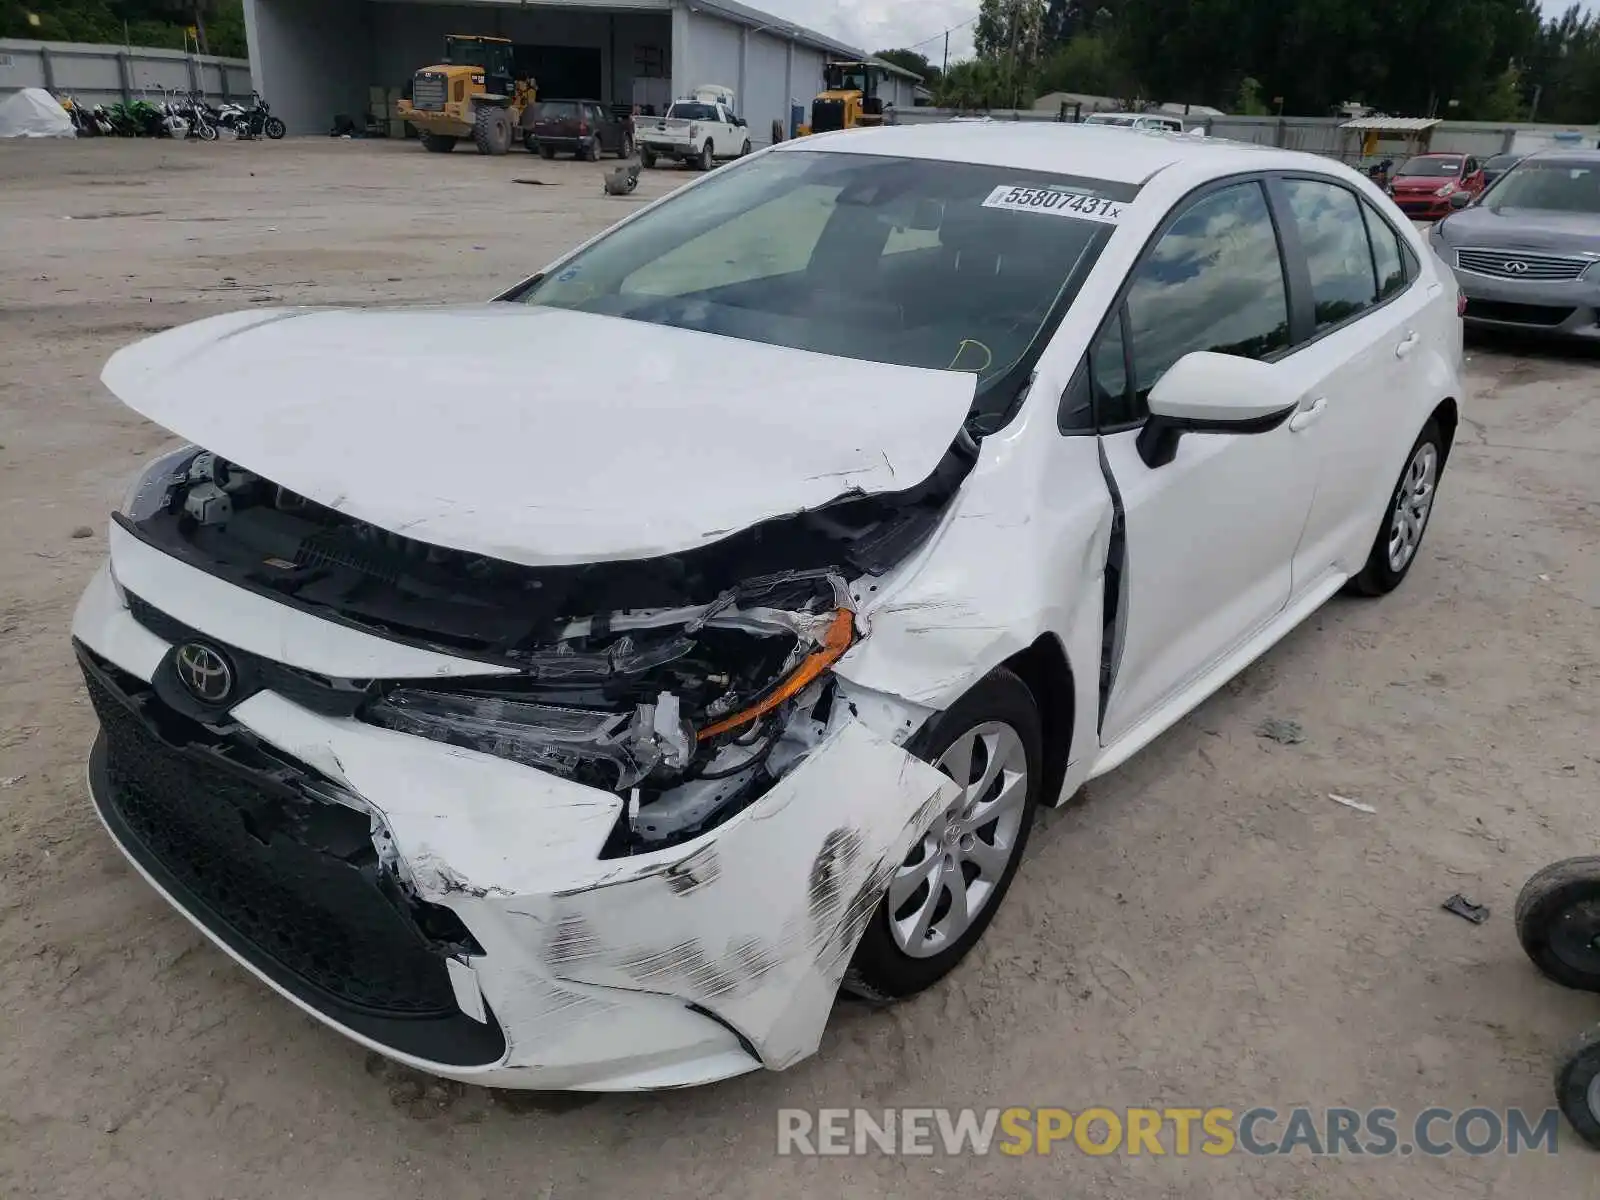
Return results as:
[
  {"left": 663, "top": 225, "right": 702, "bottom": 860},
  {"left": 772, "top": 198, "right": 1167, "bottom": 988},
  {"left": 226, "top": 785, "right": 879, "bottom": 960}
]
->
[
  {"left": 846, "top": 667, "right": 1042, "bottom": 1000},
  {"left": 697, "top": 141, "right": 713, "bottom": 171},
  {"left": 1347, "top": 418, "right": 1444, "bottom": 596}
]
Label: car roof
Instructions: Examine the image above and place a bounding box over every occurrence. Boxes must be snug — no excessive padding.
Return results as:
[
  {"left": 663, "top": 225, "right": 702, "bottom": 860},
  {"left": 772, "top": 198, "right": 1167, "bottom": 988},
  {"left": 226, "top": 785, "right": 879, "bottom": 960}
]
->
[
  {"left": 1409, "top": 152, "right": 1462, "bottom": 160},
  {"left": 1523, "top": 148, "right": 1600, "bottom": 166},
  {"left": 775, "top": 121, "right": 1323, "bottom": 186}
]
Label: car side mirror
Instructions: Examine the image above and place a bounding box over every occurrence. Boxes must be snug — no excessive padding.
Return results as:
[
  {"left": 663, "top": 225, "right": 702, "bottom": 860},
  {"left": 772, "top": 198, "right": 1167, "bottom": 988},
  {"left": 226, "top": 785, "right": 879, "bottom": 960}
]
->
[
  {"left": 1449, "top": 190, "right": 1473, "bottom": 210},
  {"left": 1138, "top": 352, "right": 1300, "bottom": 468}
]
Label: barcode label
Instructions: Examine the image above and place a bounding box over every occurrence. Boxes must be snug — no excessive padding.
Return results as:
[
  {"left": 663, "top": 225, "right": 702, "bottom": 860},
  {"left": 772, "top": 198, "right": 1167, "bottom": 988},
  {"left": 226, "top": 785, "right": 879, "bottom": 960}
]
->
[{"left": 981, "top": 185, "right": 1124, "bottom": 223}]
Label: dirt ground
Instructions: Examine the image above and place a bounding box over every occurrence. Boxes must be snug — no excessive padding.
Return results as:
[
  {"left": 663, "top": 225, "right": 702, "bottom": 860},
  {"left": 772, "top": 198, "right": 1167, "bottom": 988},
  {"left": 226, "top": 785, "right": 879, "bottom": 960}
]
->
[{"left": 0, "top": 138, "right": 1596, "bottom": 1200}]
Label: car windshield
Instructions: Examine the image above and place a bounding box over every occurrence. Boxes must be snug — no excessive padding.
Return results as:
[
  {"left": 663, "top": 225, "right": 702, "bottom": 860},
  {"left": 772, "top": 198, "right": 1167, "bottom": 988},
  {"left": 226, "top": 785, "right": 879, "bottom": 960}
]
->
[
  {"left": 1485, "top": 154, "right": 1521, "bottom": 170},
  {"left": 1398, "top": 157, "right": 1462, "bottom": 177},
  {"left": 1483, "top": 161, "right": 1600, "bottom": 213},
  {"left": 1086, "top": 114, "right": 1135, "bottom": 126},
  {"left": 668, "top": 102, "right": 718, "bottom": 120},
  {"left": 514, "top": 150, "right": 1127, "bottom": 421}
]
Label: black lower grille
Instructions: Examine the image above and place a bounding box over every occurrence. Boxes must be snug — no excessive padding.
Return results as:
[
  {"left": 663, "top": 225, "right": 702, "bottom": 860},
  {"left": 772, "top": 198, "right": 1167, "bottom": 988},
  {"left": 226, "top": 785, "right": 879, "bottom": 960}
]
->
[
  {"left": 811, "top": 99, "right": 844, "bottom": 133},
  {"left": 79, "top": 646, "right": 506, "bottom": 1065},
  {"left": 1463, "top": 299, "right": 1576, "bottom": 327}
]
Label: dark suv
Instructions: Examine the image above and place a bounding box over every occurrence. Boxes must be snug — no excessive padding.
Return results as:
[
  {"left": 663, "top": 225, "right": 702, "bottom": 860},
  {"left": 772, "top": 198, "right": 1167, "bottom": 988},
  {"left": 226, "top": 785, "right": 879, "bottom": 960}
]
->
[{"left": 526, "top": 99, "right": 633, "bottom": 161}]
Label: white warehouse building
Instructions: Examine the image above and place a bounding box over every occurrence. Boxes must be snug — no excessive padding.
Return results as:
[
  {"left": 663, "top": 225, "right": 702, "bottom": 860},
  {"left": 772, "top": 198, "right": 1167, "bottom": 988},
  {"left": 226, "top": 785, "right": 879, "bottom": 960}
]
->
[{"left": 242, "top": 0, "right": 922, "bottom": 146}]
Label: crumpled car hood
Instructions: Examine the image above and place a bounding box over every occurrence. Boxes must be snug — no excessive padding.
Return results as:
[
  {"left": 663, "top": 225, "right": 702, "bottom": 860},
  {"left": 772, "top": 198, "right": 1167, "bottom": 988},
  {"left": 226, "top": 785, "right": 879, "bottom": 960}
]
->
[{"left": 102, "top": 304, "right": 976, "bottom": 567}]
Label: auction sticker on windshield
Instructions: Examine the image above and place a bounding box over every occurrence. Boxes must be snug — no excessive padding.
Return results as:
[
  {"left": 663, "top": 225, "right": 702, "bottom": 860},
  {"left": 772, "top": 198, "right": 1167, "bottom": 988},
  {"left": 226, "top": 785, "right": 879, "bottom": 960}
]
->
[{"left": 982, "top": 185, "right": 1124, "bottom": 223}]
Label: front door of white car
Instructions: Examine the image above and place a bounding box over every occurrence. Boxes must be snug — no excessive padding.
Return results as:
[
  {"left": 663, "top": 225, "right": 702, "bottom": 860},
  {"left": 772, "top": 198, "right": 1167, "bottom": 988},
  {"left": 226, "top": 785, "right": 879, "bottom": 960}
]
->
[
  {"left": 1088, "top": 179, "right": 1321, "bottom": 747},
  {"left": 714, "top": 104, "right": 741, "bottom": 156}
]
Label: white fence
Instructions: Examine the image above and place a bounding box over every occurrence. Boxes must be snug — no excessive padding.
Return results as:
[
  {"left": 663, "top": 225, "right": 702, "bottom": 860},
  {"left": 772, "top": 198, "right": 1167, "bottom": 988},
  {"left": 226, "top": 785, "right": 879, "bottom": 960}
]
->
[
  {"left": 895, "top": 105, "right": 1599, "bottom": 162},
  {"left": 0, "top": 37, "right": 252, "bottom": 108}
]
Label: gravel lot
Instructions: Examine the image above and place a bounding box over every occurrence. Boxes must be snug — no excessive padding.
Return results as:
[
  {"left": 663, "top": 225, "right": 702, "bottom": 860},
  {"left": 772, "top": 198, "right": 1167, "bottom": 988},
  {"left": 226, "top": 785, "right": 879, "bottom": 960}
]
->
[{"left": 0, "top": 138, "right": 1596, "bottom": 1200}]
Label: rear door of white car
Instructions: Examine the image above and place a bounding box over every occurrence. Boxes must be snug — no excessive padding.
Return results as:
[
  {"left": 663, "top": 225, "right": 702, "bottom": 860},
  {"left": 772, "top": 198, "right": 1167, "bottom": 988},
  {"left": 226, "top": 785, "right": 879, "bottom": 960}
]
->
[
  {"left": 1086, "top": 178, "right": 1322, "bottom": 746},
  {"left": 1270, "top": 178, "right": 1440, "bottom": 587}
]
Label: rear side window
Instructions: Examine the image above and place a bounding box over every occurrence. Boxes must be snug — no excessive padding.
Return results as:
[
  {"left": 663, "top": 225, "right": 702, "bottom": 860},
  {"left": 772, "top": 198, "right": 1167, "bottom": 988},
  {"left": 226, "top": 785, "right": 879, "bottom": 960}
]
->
[
  {"left": 539, "top": 101, "right": 578, "bottom": 118},
  {"left": 1281, "top": 179, "right": 1378, "bottom": 331},
  {"left": 1124, "top": 181, "right": 1291, "bottom": 408},
  {"left": 1361, "top": 200, "right": 1407, "bottom": 299}
]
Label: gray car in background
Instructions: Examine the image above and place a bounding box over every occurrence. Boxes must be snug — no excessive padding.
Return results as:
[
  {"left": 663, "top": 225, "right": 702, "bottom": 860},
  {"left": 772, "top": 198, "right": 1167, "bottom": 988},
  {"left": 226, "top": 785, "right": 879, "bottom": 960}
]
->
[{"left": 1430, "top": 150, "right": 1600, "bottom": 339}]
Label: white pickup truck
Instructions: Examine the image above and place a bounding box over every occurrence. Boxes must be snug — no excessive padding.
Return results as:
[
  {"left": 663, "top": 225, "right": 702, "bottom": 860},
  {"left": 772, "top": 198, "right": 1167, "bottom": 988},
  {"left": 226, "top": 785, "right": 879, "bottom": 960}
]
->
[{"left": 638, "top": 85, "right": 753, "bottom": 171}]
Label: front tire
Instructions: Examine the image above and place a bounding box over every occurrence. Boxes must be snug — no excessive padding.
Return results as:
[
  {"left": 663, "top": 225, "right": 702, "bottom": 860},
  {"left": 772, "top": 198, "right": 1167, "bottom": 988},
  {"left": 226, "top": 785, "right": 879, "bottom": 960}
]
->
[
  {"left": 421, "top": 132, "right": 457, "bottom": 153},
  {"left": 739, "top": 138, "right": 751, "bottom": 157},
  {"left": 697, "top": 140, "right": 714, "bottom": 171},
  {"left": 472, "top": 106, "right": 513, "bottom": 156},
  {"left": 1346, "top": 418, "right": 1444, "bottom": 596},
  {"left": 1516, "top": 858, "right": 1600, "bottom": 992},
  {"left": 847, "top": 667, "right": 1042, "bottom": 1000},
  {"left": 618, "top": 131, "right": 634, "bottom": 159},
  {"left": 264, "top": 116, "right": 286, "bottom": 140}
]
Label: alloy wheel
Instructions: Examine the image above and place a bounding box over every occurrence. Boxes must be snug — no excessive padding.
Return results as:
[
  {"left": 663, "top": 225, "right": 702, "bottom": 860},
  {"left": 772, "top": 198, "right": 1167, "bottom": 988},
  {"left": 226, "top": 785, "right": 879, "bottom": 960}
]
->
[
  {"left": 888, "top": 721, "right": 1029, "bottom": 959},
  {"left": 1387, "top": 442, "right": 1437, "bottom": 572}
]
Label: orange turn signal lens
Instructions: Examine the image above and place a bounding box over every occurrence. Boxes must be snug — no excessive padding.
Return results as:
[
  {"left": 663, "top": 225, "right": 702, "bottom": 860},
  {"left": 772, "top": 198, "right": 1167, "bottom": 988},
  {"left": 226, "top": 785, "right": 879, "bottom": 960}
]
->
[{"left": 695, "top": 609, "right": 854, "bottom": 741}]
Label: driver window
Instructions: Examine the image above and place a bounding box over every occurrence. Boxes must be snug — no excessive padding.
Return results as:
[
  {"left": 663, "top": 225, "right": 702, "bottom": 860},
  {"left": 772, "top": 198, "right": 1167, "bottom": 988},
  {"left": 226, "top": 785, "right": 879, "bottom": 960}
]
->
[{"left": 1124, "top": 181, "right": 1291, "bottom": 412}]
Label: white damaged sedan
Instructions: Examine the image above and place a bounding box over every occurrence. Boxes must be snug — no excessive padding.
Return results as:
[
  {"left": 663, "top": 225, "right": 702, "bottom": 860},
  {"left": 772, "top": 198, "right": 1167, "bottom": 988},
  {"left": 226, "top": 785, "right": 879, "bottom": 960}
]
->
[{"left": 76, "top": 124, "right": 1463, "bottom": 1090}]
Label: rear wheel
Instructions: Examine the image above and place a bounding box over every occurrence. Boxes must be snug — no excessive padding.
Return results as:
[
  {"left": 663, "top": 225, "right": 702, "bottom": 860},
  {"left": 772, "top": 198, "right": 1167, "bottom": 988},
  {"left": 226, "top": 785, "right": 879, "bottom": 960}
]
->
[
  {"left": 472, "top": 106, "right": 513, "bottom": 156},
  {"left": 538, "top": 143, "right": 555, "bottom": 160},
  {"left": 640, "top": 146, "right": 656, "bottom": 168},
  {"left": 697, "top": 140, "right": 714, "bottom": 171},
  {"left": 420, "top": 132, "right": 457, "bottom": 153},
  {"left": 585, "top": 135, "right": 603, "bottom": 162},
  {"left": 1346, "top": 418, "right": 1443, "bottom": 597},
  {"left": 846, "top": 668, "right": 1042, "bottom": 1000}
]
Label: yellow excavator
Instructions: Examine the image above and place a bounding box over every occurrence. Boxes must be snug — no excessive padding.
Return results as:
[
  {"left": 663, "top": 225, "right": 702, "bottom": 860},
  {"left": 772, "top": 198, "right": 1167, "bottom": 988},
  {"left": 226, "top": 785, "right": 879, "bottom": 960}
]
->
[
  {"left": 396, "top": 35, "right": 536, "bottom": 155},
  {"left": 798, "top": 61, "right": 889, "bottom": 137}
]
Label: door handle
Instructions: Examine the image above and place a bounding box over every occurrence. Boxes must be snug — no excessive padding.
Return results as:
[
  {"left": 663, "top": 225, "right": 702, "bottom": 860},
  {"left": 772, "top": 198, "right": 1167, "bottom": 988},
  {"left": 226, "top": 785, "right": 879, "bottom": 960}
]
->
[
  {"left": 1395, "top": 331, "right": 1421, "bottom": 359},
  {"left": 1289, "top": 396, "right": 1328, "bottom": 433}
]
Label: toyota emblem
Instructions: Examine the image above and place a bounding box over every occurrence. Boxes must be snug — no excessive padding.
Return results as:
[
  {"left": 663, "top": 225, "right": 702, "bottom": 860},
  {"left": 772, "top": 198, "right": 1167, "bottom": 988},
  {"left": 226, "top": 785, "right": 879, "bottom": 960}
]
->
[
  {"left": 1503, "top": 260, "right": 1529, "bottom": 274},
  {"left": 175, "top": 642, "right": 235, "bottom": 705}
]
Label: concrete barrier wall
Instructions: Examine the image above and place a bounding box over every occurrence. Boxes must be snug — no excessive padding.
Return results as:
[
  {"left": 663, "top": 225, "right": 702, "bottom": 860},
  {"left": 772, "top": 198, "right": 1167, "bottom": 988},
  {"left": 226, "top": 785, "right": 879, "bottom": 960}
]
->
[
  {"left": 893, "top": 105, "right": 1598, "bottom": 161},
  {"left": 0, "top": 38, "right": 252, "bottom": 109}
]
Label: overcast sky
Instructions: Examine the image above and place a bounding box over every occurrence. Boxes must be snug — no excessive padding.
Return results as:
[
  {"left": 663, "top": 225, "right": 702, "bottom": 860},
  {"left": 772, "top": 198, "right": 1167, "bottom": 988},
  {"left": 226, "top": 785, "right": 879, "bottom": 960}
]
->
[{"left": 752, "top": 0, "right": 1594, "bottom": 68}]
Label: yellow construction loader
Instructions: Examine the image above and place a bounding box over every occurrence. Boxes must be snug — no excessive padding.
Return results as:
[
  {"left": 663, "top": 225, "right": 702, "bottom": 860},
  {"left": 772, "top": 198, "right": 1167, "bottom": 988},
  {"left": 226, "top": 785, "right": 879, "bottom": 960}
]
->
[
  {"left": 396, "top": 35, "right": 536, "bottom": 155},
  {"left": 798, "top": 61, "right": 889, "bottom": 137}
]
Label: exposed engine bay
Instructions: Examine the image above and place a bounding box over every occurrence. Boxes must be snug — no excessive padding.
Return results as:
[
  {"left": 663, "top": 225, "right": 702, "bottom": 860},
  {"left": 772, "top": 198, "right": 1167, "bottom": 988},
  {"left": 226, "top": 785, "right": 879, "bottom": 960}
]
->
[{"left": 120, "top": 446, "right": 972, "bottom": 851}]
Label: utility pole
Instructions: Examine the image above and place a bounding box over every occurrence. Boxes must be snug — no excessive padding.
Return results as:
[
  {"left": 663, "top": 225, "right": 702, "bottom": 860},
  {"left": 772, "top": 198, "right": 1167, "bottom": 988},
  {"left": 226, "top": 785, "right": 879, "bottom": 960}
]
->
[{"left": 943, "top": 30, "right": 949, "bottom": 77}]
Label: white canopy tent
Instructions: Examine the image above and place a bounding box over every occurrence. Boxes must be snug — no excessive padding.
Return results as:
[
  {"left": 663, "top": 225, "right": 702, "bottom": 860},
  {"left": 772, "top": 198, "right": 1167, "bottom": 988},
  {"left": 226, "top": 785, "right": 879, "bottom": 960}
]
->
[{"left": 0, "top": 88, "right": 75, "bottom": 139}]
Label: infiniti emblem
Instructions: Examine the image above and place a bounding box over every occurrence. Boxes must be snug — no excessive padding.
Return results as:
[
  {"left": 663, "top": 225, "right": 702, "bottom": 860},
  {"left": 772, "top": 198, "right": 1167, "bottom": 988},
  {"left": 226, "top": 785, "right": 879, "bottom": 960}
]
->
[
  {"left": 1503, "top": 260, "right": 1529, "bottom": 274},
  {"left": 175, "top": 642, "right": 234, "bottom": 704}
]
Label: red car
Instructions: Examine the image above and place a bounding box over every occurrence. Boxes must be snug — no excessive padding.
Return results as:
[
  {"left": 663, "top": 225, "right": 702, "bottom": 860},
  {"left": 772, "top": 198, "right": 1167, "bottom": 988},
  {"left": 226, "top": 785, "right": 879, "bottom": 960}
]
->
[{"left": 1388, "top": 153, "right": 1486, "bottom": 220}]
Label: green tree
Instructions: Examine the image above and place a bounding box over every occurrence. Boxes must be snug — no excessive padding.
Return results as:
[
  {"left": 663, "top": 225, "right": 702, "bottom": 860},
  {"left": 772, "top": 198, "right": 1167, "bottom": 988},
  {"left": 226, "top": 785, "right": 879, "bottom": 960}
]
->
[
  {"left": 1035, "top": 33, "right": 1132, "bottom": 99},
  {"left": 1235, "top": 76, "right": 1269, "bottom": 115}
]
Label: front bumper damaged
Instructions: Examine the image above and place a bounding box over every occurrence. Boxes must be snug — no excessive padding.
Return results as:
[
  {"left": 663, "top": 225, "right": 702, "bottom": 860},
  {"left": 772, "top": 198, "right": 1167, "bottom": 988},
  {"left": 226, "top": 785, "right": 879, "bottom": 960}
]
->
[{"left": 73, "top": 562, "right": 958, "bottom": 1090}]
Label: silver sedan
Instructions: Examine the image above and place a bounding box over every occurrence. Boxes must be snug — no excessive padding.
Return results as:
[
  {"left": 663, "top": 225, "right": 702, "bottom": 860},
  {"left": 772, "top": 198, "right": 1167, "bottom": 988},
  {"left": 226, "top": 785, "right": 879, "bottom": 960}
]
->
[{"left": 1430, "top": 149, "right": 1600, "bottom": 339}]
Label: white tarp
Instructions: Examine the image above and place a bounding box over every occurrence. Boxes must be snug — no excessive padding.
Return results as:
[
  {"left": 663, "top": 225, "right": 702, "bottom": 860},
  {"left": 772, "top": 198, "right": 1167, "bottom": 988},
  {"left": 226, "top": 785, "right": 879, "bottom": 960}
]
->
[{"left": 0, "top": 88, "right": 76, "bottom": 139}]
